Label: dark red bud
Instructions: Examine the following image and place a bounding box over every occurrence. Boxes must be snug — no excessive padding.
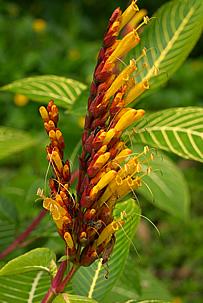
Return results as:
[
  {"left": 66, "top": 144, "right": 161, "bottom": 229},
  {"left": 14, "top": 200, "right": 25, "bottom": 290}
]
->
[
  {"left": 90, "top": 82, "right": 97, "bottom": 98},
  {"left": 84, "top": 133, "right": 95, "bottom": 153},
  {"left": 80, "top": 245, "right": 98, "bottom": 266},
  {"left": 80, "top": 192, "right": 93, "bottom": 208}
]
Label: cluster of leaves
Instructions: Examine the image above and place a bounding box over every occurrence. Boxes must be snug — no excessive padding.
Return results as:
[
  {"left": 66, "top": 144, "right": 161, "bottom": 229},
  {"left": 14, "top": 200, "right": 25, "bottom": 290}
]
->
[{"left": 0, "top": 0, "right": 202, "bottom": 302}]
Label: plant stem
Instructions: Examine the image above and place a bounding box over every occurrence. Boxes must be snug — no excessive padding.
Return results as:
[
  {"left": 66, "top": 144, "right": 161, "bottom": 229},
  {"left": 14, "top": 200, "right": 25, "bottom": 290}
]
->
[
  {"left": 42, "top": 263, "right": 79, "bottom": 303},
  {"left": 42, "top": 260, "right": 68, "bottom": 303},
  {"left": 57, "top": 264, "right": 79, "bottom": 292},
  {"left": 0, "top": 209, "right": 47, "bottom": 259}
]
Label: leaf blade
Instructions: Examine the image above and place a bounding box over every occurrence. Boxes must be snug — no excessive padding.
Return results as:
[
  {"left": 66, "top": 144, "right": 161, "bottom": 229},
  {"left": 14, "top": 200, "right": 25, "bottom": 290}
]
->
[
  {"left": 53, "top": 294, "right": 98, "bottom": 303},
  {"left": 0, "top": 127, "right": 37, "bottom": 160},
  {"left": 137, "top": 151, "right": 190, "bottom": 219},
  {"left": 1, "top": 75, "right": 87, "bottom": 108},
  {"left": 132, "top": 107, "right": 203, "bottom": 162},
  {"left": 0, "top": 271, "right": 50, "bottom": 303},
  {"left": 0, "top": 248, "right": 56, "bottom": 276},
  {"left": 134, "top": 0, "right": 203, "bottom": 91}
]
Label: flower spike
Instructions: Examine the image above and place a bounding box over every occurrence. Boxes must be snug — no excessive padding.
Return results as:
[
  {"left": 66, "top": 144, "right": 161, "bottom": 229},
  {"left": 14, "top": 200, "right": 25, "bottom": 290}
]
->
[{"left": 39, "top": 0, "right": 153, "bottom": 267}]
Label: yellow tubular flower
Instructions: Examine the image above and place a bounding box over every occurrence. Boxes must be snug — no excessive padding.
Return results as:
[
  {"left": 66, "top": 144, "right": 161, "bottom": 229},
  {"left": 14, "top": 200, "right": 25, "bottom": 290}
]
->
[
  {"left": 97, "top": 145, "right": 108, "bottom": 155},
  {"left": 112, "top": 175, "right": 141, "bottom": 198},
  {"left": 113, "top": 148, "right": 132, "bottom": 164},
  {"left": 43, "top": 197, "right": 55, "bottom": 210},
  {"left": 55, "top": 130, "right": 63, "bottom": 142},
  {"left": 117, "top": 157, "right": 141, "bottom": 179},
  {"left": 120, "top": 0, "right": 139, "bottom": 30},
  {"left": 49, "top": 130, "right": 56, "bottom": 141},
  {"left": 96, "top": 220, "right": 124, "bottom": 247},
  {"left": 104, "top": 60, "right": 136, "bottom": 101},
  {"left": 90, "top": 170, "right": 117, "bottom": 198},
  {"left": 128, "top": 9, "right": 148, "bottom": 30},
  {"left": 52, "top": 151, "right": 63, "bottom": 173},
  {"left": 125, "top": 79, "right": 149, "bottom": 105},
  {"left": 64, "top": 232, "right": 74, "bottom": 249},
  {"left": 50, "top": 203, "right": 67, "bottom": 221},
  {"left": 114, "top": 109, "right": 145, "bottom": 132},
  {"left": 93, "top": 152, "right": 111, "bottom": 170},
  {"left": 103, "top": 129, "right": 116, "bottom": 145},
  {"left": 105, "top": 30, "right": 140, "bottom": 65},
  {"left": 39, "top": 106, "right": 49, "bottom": 122}
]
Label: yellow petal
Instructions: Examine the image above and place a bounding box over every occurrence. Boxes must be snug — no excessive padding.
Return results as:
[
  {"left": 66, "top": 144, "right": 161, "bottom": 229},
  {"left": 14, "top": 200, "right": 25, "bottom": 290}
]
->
[
  {"left": 105, "top": 30, "right": 140, "bottom": 65},
  {"left": 120, "top": 0, "right": 139, "bottom": 30},
  {"left": 96, "top": 220, "right": 123, "bottom": 246},
  {"left": 125, "top": 79, "right": 149, "bottom": 105},
  {"left": 90, "top": 170, "right": 117, "bottom": 197},
  {"left": 114, "top": 109, "right": 145, "bottom": 132},
  {"left": 104, "top": 60, "right": 136, "bottom": 101},
  {"left": 64, "top": 232, "right": 74, "bottom": 249},
  {"left": 39, "top": 106, "right": 49, "bottom": 122},
  {"left": 103, "top": 129, "right": 116, "bottom": 145},
  {"left": 52, "top": 150, "right": 63, "bottom": 172}
]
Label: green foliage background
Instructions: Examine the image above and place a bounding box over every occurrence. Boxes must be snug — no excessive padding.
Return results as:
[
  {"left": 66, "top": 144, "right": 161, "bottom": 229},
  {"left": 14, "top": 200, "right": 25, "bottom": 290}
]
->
[{"left": 0, "top": 0, "right": 202, "bottom": 302}]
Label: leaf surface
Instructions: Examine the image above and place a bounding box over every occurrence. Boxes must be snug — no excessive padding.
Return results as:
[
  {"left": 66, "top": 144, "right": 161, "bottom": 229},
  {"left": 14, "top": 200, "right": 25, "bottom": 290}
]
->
[
  {"left": 53, "top": 294, "right": 98, "bottom": 303},
  {"left": 1, "top": 75, "right": 87, "bottom": 108},
  {"left": 0, "top": 248, "right": 56, "bottom": 276},
  {"left": 132, "top": 107, "right": 203, "bottom": 162},
  {"left": 136, "top": 150, "right": 190, "bottom": 219},
  {"left": 133, "top": 0, "right": 203, "bottom": 91},
  {"left": 0, "top": 127, "right": 37, "bottom": 160},
  {"left": 0, "top": 271, "right": 50, "bottom": 303}
]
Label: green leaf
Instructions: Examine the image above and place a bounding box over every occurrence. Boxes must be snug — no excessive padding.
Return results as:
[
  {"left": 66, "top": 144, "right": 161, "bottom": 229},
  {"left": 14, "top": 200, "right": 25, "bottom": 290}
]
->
[
  {"left": 0, "top": 248, "right": 56, "bottom": 276},
  {"left": 137, "top": 150, "right": 190, "bottom": 219},
  {"left": 133, "top": 270, "right": 172, "bottom": 302},
  {"left": 0, "top": 220, "right": 16, "bottom": 252},
  {"left": 134, "top": 0, "right": 203, "bottom": 91},
  {"left": 0, "top": 197, "right": 18, "bottom": 223},
  {"left": 72, "top": 199, "right": 141, "bottom": 302},
  {"left": 53, "top": 294, "right": 98, "bottom": 303},
  {"left": 132, "top": 107, "right": 203, "bottom": 162},
  {"left": 123, "top": 301, "right": 171, "bottom": 303},
  {"left": 105, "top": 256, "right": 172, "bottom": 303},
  {"left": 0, "top": 127, "right": 37, "bottom": 160},
  {"left": 0, "top": 271, "right": 50, "bottom": 303},
  {"left": 1, "top": 75, "right": 87, "bottom": 108}
]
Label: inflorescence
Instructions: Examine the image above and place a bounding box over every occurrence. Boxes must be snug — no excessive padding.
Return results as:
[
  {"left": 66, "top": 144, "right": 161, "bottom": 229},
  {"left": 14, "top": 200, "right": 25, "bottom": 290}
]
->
[{"left": 39, "top": 0, "right": 153, "bottom": 267}]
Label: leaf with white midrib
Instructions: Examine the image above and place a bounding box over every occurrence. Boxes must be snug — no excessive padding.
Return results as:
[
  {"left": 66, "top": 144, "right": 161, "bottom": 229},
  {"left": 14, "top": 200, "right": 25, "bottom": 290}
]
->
[
  {"left": 133, "top": 0, "right": 203, "bottom": 91},
  {"left": 0, "top": 248, "right": 56, "bottom": 276},
  {"left": 0, "top": 271, "right": 50, "bottom": 303},
  {"left": 132, "top": 107, "right": 203, "bottom": 163},
  {"left": 1, "top": 75, "right": 87, "bottom": 108}
]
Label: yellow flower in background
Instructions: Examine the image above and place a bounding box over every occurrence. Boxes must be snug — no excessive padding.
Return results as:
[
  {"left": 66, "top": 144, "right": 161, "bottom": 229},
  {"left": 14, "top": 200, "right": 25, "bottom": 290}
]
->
[
  {"left": 14, "top": 94, "right": 29, "bottom": 106},
  {"left": 172, "top": 298, "right": 183, "bottom": 303},
  {"left": 78, "top": 116, "right": 85, "bottom": 128},
  {"left": 67, "top": 48, "right": 81, "bottom": 61},
  {"left": 32, "top": 18, "right": 47, "bottom": 33}
]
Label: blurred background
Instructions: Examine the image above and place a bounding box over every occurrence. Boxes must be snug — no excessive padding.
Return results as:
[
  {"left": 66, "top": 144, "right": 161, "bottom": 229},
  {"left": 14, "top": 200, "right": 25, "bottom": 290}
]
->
[{"left": 0, "top": 0, "right": 202, "bottom": 302}]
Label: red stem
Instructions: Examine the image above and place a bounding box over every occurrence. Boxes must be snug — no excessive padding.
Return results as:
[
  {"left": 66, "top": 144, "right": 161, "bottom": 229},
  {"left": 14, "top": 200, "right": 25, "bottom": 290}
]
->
[
  {"left": 42, "top": 263, "right": 78, "bottom": 303},
  {"left": 57, "top": 265, "right": 78, "bottom": 292},
  {"left": 0, "top": 209, "right": 47, "bottom": 259}
]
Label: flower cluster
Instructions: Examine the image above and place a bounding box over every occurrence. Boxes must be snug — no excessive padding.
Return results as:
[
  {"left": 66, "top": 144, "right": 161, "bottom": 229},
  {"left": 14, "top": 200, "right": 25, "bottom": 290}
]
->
[{"left": 39, "top": 0, "right": 153, "bottom": 267}]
